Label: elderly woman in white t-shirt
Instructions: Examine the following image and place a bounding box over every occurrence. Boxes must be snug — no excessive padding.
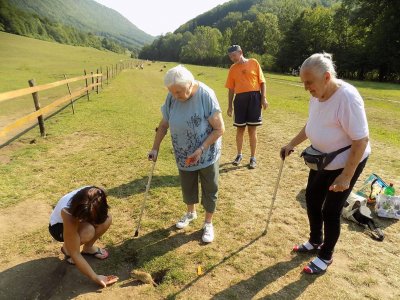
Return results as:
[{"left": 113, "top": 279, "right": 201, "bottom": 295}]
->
[
  {"left": 148, "top": 65, "right": 225, "bottom": 243},
  {"left": 281, "top": 52, "right": 370, "bottom": 274}
]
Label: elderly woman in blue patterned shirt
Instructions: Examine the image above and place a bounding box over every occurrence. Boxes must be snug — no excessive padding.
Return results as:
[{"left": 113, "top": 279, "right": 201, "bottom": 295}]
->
[{"left": 149, "top": 65, "right": 225, "bottom": 243}]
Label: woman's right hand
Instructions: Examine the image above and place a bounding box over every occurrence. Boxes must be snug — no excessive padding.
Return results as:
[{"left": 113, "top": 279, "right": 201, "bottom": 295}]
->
[
  {"left": 280, "top": 144, "right": 294, "bottom": 160},
  {"left": 148, "top": 149, "right": 158, "bottom": 161},
  {"left": 95, "top": 274, "right": 119, "bottom": 287}
]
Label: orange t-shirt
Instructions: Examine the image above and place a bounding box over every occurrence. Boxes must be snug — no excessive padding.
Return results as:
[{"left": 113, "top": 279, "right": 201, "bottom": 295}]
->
[{"left": 225, "top": 58, "right": 265, "bottom": 94}]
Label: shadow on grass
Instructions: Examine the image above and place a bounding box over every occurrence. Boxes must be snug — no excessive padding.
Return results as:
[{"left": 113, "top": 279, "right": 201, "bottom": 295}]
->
[
  {"left": 295, "top": 188, "right": 307, "bottom": 210},
  {"left": 167, "top": 231, "right": 269, "bottom": 299},
  {"left": 108, "top": 225, "right": 203, "bottom": 270},
  {"left": 0, "top": 225, "right": 203, "bottom": 299},
  {"left": 219, "top": 162, "right": 248, "bottom": 174},
  {"left": 165, "top": 226, "right": 314, "bottom": 300},
  {"left": 108, "top": 175, "right": 180, "bottom": 198},
  {"left": 0, "top": 257, "right": 98, "bottom": 300},
  {"left": 257, "top": 272, "right": 317, "bottom": 299},
  {"left": 211, "top": 255, "right": 315, "bottom": 300}
]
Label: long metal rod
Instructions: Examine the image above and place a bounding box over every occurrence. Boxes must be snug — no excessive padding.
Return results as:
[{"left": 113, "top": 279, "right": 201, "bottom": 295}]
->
[
  {"left": 134, "top": 160, "right": 156, "bottom": 236},
  {"left": 264, "top": 158, "right": 285, "bottom": 235}
]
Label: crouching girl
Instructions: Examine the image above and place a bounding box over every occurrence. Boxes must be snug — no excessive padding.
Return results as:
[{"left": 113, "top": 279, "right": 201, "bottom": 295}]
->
[{"left": 49, "top": 186, "right": 118, "bottom": 287}]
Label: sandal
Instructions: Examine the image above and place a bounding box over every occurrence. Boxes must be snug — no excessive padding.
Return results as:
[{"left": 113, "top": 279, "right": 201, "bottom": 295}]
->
[
  {"left": 303, "top": 257, "right": 333, "bottom": 274},
  {"left": 293, "top": 241, "right": 322, "bottom": 253},
  {"left": 81, "top": 247, "right": 109, "bottom": 260},
  {"left": 61, "top": 247, "right": 75, "bottom": 265}
]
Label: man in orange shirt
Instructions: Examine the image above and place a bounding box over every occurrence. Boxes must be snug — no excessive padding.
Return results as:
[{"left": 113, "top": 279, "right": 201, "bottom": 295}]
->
[{"left": 225, "top": 45, "right": 268, "bottom": 169}]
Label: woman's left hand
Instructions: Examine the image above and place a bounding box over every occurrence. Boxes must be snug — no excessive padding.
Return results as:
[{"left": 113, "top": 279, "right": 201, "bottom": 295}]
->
[
  {"left": 329, "top": 173, "right": 351, "bottom": 192},
  {"left": 185, "top": 148, "right": 202, "bottom": 166}
]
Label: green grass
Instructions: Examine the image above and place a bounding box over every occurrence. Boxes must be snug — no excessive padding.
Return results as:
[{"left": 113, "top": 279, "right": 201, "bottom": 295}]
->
[
  {"left": 0, "top": 32, "right": 131, "bottom": 127},
  {"left": 0, "top": 31, "right": 129, "bottom": 93},
  {"left": 268, "top": 72, "right": 400, "bottom": 101},
  {"left": 266, "top": 72, "right": 400, "bottom": 148}
]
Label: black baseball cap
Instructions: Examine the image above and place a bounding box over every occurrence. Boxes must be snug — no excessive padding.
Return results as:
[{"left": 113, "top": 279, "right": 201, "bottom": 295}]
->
[{"left": 228, "top": 45, "right": 241, "bottom": 53}]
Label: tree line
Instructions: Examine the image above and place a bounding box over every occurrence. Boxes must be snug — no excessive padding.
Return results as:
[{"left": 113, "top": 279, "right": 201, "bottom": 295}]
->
[
  {"left": 0, "top": 0, "right": 126, "bottom": 54},
  {"left": 140, "top": 0, "right": 400, "bottom": 82}
]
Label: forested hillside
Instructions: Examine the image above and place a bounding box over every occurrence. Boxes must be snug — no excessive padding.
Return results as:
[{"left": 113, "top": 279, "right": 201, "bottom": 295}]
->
[
  {"left": 174, "top": 0, "right": 338, "bottom": 34},
  {"left": 0, "top": 0, "right": 127, "bottom": 53},
  {"left": 3, "top": 0, "right": 154, "bottom": 51},
  {"left": 140, "top": 0, "right": 400, "bottom": 82}
]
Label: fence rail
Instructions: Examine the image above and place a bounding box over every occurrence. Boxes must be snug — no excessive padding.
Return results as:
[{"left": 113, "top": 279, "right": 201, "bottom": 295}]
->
[
  {"left": 0, "top": 74, "right": 102, "bottom": 103},
  {"left": 0, "top": 59, "right": 141, "bottom": 145}
]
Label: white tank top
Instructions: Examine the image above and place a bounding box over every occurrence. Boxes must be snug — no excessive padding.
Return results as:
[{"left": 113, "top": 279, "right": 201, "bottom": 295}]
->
[{"left": 49, "top": 186, "right": 90, "bottom": 225}]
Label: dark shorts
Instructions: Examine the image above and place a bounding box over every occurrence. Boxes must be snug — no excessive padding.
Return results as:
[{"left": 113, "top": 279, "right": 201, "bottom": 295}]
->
[
  {"left": 49, "top": 223, "right": 64, "bottom": 242},
  {"left": 233, "top": 91, "right": 262, "bottom": 127}
]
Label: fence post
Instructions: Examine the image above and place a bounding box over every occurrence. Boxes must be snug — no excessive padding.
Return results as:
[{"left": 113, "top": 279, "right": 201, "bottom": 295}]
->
[
  {"left": 91, "top": 72, "right": 94, "bottom": 91},
  {"left": 106, "top": 66, "right": 109, "bottom": 85},
  {"left": 100, "top": 67, "right": 103, "bottom": 89},
  {"left": 96, "top": 69, "right": 99, "bottom": 94},
  {"left": 84, "top": 70, "right": 90, "bottom": 101},
  {"left": 28, "top": 79, "right": 46, "bottom": 137},
  {"left": 115, "top": 64, "right": 117, "bottom": 76},
  {"left": 63, "top": 74, "right": 75, "bottom": 114}
]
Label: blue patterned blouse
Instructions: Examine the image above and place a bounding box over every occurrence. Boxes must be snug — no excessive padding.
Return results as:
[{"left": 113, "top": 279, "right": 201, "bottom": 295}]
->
[{"left": 161, "top": 81, "right": 222, "bottom": 171}]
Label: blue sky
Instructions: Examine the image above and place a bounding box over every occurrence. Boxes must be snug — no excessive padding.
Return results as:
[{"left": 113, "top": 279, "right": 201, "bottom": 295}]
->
[{"left": 95, "top": 0, "right": 230, "bottom": 36}]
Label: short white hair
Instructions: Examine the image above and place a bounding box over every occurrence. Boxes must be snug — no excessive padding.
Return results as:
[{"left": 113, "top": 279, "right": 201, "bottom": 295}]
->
[
  {"left": 164, "top": 65, "right": 194, "bottom": 87},
  {"left": 301, "top": 52, "right": 337, "bottom": 78}
]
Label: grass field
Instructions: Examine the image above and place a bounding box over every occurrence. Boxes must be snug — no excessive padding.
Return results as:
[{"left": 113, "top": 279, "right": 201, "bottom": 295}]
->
[
  {"left": 0, "top": 34, "right": 400, "bottom": 299},
  {"left": 0, "top": 31, "right": 130, "bottom": 130}
]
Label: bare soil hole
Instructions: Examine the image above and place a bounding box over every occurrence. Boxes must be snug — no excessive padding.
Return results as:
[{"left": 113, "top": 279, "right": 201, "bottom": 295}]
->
[{"left": 152, "top": 269, "right": 169, "bottom": 285}]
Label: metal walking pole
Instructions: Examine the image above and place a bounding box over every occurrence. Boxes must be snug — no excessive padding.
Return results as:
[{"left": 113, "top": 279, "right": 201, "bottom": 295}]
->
[
  {"left": 263, "top": 151, "right": 290, "bottom": 235},
  {"left": 134, "top": 160, "right": 156, "bottom": 237}
]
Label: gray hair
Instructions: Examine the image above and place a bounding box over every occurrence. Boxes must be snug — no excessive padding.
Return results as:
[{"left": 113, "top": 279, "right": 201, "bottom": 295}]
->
[
  {"left": 164, "top": 65, "right": 194, "bottom": 87},
  {"left": 300, "top": 52, "right": 337, "bottom": 78}
]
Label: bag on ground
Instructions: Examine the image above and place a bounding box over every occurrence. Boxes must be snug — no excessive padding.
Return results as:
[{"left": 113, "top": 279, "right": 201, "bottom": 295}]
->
[
  {"left": 376, "top": 194, "right": 400, "bottom": 220},
  {"left": 342, "top": 192, "right": 384, "bottom": 241},
  {"left": 356, "top": 173, "right": 388, "bottom": 204}
]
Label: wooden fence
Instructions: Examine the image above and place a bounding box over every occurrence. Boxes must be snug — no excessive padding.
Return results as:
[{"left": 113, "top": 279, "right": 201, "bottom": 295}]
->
[{"left": 0, "top": 60, "right": 140, "bottom": 144}]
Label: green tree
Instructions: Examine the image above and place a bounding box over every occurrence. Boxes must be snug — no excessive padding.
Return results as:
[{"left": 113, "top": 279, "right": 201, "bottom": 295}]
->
[
  {"left": 247, "top": 13, "right": 280, "bottom": 55},
  {"left": 276, "top": 6, "right": 335, "bottom": 72},
  {"left": 180, "top": 26, "right": 223, "bottom": 65},
  {"left": 342, "top": 0, "right": 400, "bottom": 81},
  {"left": 231, "top": 20, "right": 253, "bottom": 52},
  {"left": 217, "top": 11, "right": 243, "bottom": 31}
]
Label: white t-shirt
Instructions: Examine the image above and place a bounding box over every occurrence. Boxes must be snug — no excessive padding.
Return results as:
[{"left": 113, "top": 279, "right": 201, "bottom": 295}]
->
[
  {"left": 305, "top": 80, "right": 371, "bottom": 170},
  {"left": 49, "top": 186, "right": 90, "bottom": 225}
]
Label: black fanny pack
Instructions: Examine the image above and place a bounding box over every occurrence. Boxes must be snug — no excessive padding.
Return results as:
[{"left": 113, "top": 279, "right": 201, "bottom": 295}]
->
[{"left": 301, "top": 145, "right": 351, "bottom": 171}]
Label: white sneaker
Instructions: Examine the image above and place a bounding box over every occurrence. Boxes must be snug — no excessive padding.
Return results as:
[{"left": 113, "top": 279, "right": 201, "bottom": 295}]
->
[
  {"left": 202, "top": 222, "right": 214, "bottom": 243},
  {"left": 176, "top": 212, "right": 197, "bottom": 229}
]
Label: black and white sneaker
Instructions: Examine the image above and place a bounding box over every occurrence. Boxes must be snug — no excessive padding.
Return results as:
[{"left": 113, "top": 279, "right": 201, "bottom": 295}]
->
[{"left": 232, "top": 154, "right": 243, "bottom": 166}]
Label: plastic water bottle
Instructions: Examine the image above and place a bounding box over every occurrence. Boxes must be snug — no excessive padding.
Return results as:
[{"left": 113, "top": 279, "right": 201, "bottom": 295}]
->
[{"left": 384, "top": 183, "right": 395, "bottom": 196}]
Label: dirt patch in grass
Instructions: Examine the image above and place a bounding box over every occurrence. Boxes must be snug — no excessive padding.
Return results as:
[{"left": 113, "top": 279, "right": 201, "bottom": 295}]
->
[{"left": 0, "top": 199, "right": 52, "bottom": 241}]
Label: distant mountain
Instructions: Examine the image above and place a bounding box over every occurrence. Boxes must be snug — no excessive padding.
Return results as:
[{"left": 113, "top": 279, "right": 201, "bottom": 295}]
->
[{"left": 7, "top": 0, "right": 154, "bottom": 50}]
